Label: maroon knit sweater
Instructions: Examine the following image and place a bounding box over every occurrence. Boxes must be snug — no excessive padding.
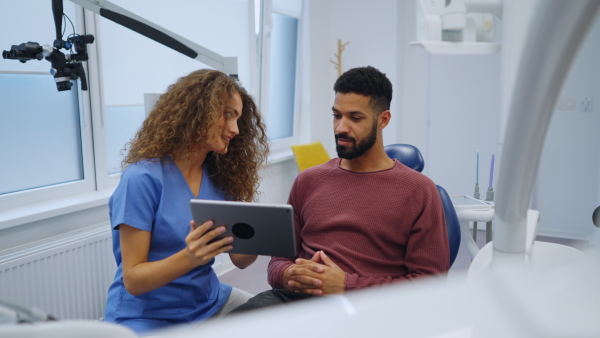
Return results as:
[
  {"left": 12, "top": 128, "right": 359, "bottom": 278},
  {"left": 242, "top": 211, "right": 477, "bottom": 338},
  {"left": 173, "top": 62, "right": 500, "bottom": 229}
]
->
[{"left": 268, "top": 158, "right": 450, "bottom": 291}]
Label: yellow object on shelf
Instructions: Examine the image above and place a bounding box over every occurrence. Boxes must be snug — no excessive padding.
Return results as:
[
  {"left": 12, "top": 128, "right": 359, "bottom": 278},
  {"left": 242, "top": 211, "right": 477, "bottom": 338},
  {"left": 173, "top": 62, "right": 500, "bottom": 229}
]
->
[{"left": 291, "top": 141, "right": 331, "bottom": 172}]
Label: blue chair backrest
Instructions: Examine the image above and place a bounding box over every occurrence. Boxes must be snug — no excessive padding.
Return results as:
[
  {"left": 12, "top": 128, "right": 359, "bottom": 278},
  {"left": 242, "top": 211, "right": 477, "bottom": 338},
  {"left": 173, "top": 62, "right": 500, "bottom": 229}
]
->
[
  {"left": 435, "top": 185, "right": 461, "bottom": 267},
  {"left": 384, "top": 144, "right": 461, "bottom": 267},
  {"left": 384, "top": 143, "right": 425, "bottom": 172}
]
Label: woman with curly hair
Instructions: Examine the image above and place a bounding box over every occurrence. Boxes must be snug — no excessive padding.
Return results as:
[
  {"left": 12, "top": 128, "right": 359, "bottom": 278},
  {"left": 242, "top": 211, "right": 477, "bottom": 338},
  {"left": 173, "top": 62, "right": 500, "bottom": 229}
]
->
[{"left": 103, "top": 69, "right": 269, "bottom": 334}]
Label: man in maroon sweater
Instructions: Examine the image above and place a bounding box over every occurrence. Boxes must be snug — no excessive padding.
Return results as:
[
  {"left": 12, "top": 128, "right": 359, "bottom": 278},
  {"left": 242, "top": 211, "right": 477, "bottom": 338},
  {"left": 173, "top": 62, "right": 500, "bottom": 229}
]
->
[{"left": 231, "top": 66, "right": 450, "bottom": 312}]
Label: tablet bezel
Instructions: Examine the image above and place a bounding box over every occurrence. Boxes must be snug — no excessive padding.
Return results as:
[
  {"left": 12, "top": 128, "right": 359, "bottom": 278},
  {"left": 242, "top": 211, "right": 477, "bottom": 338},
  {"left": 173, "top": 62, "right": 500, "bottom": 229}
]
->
[{"left": 189, "top": 199, "right": 297, "bottom": 257}]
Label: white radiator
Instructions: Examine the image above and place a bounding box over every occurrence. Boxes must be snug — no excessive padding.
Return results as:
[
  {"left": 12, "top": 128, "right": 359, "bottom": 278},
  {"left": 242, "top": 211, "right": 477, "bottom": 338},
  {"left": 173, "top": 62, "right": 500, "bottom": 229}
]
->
[
  {"left": 0, "top": 226, "right": 235, "bottom": 322},
  {"left": 0, "top": 227, "right": 115, "bottom": 320}
]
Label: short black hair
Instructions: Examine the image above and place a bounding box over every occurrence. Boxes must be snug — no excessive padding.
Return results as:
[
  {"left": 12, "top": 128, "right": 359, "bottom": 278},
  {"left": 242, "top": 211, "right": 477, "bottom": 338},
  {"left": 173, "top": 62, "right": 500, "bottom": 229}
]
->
[{"left": 333, "top": 66, "right": 392, "bottom": 114}]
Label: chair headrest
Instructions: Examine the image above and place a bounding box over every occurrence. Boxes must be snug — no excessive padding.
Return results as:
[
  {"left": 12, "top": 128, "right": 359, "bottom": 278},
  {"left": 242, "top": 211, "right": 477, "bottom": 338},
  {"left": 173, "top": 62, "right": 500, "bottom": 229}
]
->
[{"left": 384, "top": 144, "right": 425, "bottom": 173}]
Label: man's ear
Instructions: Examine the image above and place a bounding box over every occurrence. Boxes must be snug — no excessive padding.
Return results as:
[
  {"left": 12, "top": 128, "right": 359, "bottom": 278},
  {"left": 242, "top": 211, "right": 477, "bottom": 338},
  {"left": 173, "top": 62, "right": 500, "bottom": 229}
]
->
[{"left": 378, "top": 110, "right": 391, "bottom": 130}]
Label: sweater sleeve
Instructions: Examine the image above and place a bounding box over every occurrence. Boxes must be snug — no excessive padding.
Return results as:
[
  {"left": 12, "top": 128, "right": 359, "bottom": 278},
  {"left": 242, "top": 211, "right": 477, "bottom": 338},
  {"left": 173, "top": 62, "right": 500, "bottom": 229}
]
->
[
  {"left": 344, "top": 182, "right": 451, "bottom": 290},
  {"left": 267, "top": 256, "right": 294, "bottom": 288}
]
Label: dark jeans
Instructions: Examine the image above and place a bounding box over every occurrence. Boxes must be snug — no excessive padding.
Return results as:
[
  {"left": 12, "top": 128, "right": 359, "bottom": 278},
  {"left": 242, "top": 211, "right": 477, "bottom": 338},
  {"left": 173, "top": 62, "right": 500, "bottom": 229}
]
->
[{"left": 228, "top": 288, "right": 315, "bottom": 314}]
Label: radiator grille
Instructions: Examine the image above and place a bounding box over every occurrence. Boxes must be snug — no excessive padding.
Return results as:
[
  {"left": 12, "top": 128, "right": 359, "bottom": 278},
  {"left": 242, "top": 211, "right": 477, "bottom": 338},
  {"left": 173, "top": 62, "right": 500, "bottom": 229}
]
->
[{"left": 0, "top": 228, "right": 115, "bottom": 320}]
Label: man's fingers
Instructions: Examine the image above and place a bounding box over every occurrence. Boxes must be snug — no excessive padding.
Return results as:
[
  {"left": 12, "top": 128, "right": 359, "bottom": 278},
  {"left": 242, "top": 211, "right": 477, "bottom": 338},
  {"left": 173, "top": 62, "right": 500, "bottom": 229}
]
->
[
  {"left": 301, "top": 288, "right": 323, "bottom": 296},
  {"left": 319, "top": 251, "right": 337, "bottom": 268},
  {"left": 290, "top": 262, "right": 324, "bottom": 273},
  {"left": 287, "top": 280, "right": 314, "bottom": 289},
  {"left": 309, "top": 251, "right": 321, "bottom": 262},
  {"left": 287, "top": 281, "right": 323, "bottom": 296},
  {"left": 288, "top": 273, "right": 322, "bottom": 287},
  {"left": 288, "top": 279, "right": 322, "bottom": 290}
]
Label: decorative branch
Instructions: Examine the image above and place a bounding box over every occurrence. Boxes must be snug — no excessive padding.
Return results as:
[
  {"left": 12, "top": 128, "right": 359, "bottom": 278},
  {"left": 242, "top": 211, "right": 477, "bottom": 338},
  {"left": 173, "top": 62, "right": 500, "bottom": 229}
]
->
[{"left": 329, "top": 39, "right": 350, "bottom": 78}]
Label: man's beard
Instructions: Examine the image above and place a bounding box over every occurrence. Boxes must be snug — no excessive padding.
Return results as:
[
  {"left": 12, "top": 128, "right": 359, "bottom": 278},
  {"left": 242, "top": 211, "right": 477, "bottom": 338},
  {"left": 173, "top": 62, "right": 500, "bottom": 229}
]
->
[{"left": 335, "top": 122, "right": 378, "bottom": 160}]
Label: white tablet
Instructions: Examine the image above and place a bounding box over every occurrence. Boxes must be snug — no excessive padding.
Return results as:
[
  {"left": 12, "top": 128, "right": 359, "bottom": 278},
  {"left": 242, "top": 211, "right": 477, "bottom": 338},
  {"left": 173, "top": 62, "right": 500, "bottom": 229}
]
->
[{"left": 189, "top": 199, "right": 297, "bottom": 257}]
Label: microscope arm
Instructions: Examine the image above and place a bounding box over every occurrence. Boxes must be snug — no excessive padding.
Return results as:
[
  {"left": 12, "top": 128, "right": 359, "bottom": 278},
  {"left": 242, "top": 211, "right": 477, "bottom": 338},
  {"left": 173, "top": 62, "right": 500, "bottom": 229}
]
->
[{"left": 69, "top": 0, "right": 238, "bottom": 78}]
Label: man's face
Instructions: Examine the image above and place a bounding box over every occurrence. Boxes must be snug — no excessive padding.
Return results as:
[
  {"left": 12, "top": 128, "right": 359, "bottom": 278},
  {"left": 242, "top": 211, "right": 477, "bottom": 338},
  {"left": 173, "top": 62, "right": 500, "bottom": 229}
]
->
[{"left": 332, "top": 92, "right": 379, "bottom": 160}]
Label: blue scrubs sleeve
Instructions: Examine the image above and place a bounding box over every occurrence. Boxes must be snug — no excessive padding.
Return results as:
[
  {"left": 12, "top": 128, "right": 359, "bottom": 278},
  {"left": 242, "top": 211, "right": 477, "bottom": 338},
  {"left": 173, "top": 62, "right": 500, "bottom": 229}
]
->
[{"left": 110, "top": 165, "right": 162, "bottom": 232}]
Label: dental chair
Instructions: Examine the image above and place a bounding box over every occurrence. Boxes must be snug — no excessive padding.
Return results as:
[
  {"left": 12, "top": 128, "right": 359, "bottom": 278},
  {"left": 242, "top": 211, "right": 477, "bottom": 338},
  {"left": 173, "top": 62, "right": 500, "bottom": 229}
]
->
[{"left": 385, "top": 143, "right": 461, "bottom": 267}]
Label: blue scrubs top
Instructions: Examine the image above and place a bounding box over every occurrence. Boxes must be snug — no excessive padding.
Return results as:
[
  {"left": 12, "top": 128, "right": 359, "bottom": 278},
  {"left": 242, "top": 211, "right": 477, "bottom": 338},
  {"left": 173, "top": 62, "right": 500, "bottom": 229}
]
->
[{"left": 103, "top": 158, "right": 232, "bottom": 334}]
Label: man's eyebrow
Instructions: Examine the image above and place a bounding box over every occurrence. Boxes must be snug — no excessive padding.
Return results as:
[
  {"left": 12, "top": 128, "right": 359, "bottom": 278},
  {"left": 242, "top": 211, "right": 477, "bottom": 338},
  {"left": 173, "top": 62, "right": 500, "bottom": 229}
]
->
[
  {"left": 331, "top": 106, "right": 366, "bottom": 116},
  {"left": 349, "top": 111, "right": 367, "bottom": 116}
]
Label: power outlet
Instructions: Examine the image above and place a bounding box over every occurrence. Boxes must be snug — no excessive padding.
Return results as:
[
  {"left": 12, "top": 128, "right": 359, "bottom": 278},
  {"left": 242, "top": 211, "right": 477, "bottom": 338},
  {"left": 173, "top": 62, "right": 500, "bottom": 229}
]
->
[{"left": 580, "top": 97, "right": 594, "bottom": 112}]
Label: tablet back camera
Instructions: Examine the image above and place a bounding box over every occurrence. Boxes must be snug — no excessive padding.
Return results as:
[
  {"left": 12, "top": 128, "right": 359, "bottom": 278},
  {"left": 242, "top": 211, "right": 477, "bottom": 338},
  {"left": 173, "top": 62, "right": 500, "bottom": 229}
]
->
[{"left": 232, "top": 223, "right": 255, "bottom": 239}]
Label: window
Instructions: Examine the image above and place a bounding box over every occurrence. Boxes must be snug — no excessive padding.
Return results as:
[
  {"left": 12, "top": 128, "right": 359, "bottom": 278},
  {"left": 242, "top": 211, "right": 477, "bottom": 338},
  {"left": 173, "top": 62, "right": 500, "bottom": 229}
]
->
[
  {"left": 0, "top": 74, "right": 83, "bottom": 195},
  {"left": 99, "top": 0, "right": 254, "bottom": 175},
  {"left": 0, "top": 2, "right": 96, "bottom": 211},
  {"left": 266, "top": 13, "right": 299, "bottom": 140},
  {"left": 258, "top": 0, "right": 303, "bottom": 151}
]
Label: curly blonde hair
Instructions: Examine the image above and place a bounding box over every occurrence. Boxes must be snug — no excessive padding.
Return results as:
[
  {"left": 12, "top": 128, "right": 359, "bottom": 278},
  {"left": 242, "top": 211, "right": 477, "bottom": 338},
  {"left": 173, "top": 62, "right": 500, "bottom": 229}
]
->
[{"left": 123, "top": 69, "right": 269, "bottom": 202}]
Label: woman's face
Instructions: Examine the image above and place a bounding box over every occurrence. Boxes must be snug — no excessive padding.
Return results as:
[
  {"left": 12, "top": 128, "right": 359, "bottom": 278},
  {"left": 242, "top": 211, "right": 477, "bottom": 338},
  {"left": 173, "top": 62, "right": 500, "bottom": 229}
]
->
[{"left": 206, "top": 92, "right": 243, "bottom": 155}]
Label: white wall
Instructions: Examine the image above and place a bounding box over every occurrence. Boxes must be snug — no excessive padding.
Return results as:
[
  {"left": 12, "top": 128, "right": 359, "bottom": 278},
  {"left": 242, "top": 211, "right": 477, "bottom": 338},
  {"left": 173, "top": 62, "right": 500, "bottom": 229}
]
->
[
  {"left": 396, "top": 0, "right": 431, "bottom": 165},
  {"left": 534, "top": 16, "right": 600, "bottom": 240},
  {"left": 428, "top": 54, "right": 501, "bottom": 196},
  {"left": 258, "top": 159, "right": 298, "bottom": 204},
  {"left": 306, "top": 0, "right": 399, "bottom": 158}
]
